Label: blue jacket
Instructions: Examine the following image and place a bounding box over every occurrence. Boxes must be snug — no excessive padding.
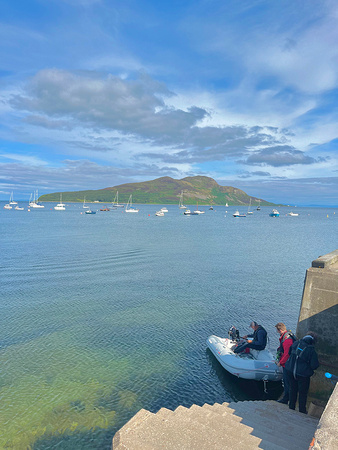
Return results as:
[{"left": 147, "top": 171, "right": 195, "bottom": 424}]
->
[
  {"left": 248, "top": 325, "right": 267, "bottom": 350},
  {"left": 285, "top": 336, "right": 319, "bottom": 378}
]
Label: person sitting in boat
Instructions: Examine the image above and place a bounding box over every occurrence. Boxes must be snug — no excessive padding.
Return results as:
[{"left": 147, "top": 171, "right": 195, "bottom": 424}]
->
[{"left": 233, "top": 321, "right": 267, "bottom": 354}]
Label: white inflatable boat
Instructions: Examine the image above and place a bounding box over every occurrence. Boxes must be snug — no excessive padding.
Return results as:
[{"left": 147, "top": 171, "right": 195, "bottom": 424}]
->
[{"left": 207, "top": 334, "right": 283, "bottom": 381}]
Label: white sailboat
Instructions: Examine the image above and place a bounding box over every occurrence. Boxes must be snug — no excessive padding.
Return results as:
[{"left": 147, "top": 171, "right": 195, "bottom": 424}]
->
[
  {"left": 178, "top": 191, "right": 186, "bottom": 209},
  {"left": 225, "top": 203, "right": 229, "bottom": 207},
  {"left": 256, "top": 200, "right": 261, "bottom": 211},
  {"left": 30, "top": 190, "right": 44, "bottom": 208},
  {"left": 125, "top": 195, "right": 139, "bottom": 213},
  {"left": 112, "top": 191, "right": 124, "bottom": 208},
  {"left": 9, "top": 192, "right": 17, "bottom": 205},
  {"left": 54, "top": 194, "right": 66, "bottom": 210},
  {"left": 3, "top": 203, "right": 12, "bottom": 209},
  {"left": 193, "top": 202, "right": 205, "bottom": 214},
  {"left": 83, "top": 197, "right": 89, "bottom": 209},
  {"left": 247, "top": 198, "right": 253, "bottom": 215}
]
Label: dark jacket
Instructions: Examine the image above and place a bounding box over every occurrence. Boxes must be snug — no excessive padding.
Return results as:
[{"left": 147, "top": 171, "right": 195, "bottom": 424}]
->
[
  {"left": 285, "top": 336, "right": 319, "bottom": 378},
  {"left": 248, "top": 325, "right": 267, "bottom": 350}
]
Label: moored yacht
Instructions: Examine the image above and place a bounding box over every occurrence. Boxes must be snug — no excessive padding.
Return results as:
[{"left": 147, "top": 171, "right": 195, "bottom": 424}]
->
[{"left": 54, "top": 194, "right": 66, "bottom": 210}]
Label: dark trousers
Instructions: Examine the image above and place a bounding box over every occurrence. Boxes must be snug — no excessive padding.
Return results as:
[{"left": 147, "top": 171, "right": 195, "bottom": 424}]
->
[
  {"left": 281, "top": 367, "right": 290, "bottom": 401},
  {"left": 233, "top": 342, "right": 249, "bottom": 353},
  {"left": 233, "top": 342, "right": 264, "bottom": 354},
  {"left": 286, "top": 370, "right": 310, "bottom": 413}
]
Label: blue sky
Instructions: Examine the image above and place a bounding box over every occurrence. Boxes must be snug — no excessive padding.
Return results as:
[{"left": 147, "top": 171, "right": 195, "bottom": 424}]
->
[{"left": 0, "top": 0, "right": 337, "bottom": 205}]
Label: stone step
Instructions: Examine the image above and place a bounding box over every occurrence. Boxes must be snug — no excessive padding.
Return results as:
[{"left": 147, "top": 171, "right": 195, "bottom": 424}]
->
[
  {"left": 112, "top": 401, "right": 321, "bottom": 450},
  {"left": 228, "top": 402, "right": 318, "bottom": 448},
  {"left": 173, "top": 403, "right": 290, "bottom": 450},
  {"left": 190, "top": 405, "right": 286, "bottom": 450},
  {"left": 157, "top": 404, "right": 257, "bottom": 440},
  {"left": 206, "top": 401, "right": 317, "bottom": 436},
  {"left": 230, "top": 401, "right": 319, "bottom": 429},
  {"left": 113, "top": 409, "right": 156, "bottom": 450},
  {"left": 114, "top": 407, "right": 265, "bottom": 450},
  {"left": 230, "top": 405, "right": 318, "bottom": 436}
]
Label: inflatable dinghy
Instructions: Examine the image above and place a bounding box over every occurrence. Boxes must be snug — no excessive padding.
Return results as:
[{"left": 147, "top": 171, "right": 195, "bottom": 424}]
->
[{"left": 207, "top": 332, "right": 283, "bottom": 381}]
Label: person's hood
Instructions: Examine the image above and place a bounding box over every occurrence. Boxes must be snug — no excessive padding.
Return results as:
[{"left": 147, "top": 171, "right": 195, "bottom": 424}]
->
[{"left": 301, "top": 335, "right": 315, "bottom": 345}]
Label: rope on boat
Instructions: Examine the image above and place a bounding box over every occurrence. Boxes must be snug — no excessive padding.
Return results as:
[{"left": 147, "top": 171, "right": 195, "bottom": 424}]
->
[{"left": 232, "top": 364, "right": 279, "bottom": 376}]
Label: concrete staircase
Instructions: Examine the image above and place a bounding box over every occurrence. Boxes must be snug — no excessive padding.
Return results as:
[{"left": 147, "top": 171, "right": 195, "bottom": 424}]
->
[{"left": 112, "top": 400, "right": 319, "bottom": 450}]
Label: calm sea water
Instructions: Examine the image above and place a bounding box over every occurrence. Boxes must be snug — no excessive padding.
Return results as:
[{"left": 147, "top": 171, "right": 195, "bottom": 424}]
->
[{"left": 1, "top": 202, "right": 337, "bottom": 449}]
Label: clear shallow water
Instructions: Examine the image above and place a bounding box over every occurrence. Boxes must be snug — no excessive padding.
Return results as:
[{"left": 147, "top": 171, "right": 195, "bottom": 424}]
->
[{"left": 0, "top": 203, "right": 337, "bottom": 449}]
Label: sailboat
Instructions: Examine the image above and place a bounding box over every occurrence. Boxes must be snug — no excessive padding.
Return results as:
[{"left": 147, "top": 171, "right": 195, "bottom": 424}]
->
[
  {"left": 225, "top": 203, "right": 229, "bottom": 207},
  {"left": 9, "top": 192, "right": 17, "bottom": 205},
  {"left": 83, "top": 197, "right": 89, "bottom": 209},
  {"left": 30, "top": 190, "right": 44, "bottom": 208},
  {"left": 178, "top": 191, "right": 186, "bottom": 209},
  {"left": 54, "top": 194, "right": 66, "bottom": 210},
  {"left": 112, "top": 191, "right": 124, "bottom": 208},
  {"left": 4, "top": 192, "right": 13, "bottom": 209},
  {"left": 247, "top": 198, "right": 253, "bottom": 215},
  {"left": 125, "top": 195, "right": 139, "bottom": 213},
  {"left": 256, "top": 200, "right": 261, "bottom": 211},
  {"left": 193, "top": 202, "right": 205, "bottom": 214}
]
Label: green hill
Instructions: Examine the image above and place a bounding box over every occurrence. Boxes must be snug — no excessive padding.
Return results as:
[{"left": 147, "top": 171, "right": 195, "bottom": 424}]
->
[{"left": 39, "top": 176, "right": 276, "bottom": 206}]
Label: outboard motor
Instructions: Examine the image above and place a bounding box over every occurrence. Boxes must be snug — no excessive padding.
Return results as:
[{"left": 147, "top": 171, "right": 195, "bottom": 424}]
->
[{"left": 228, "top": 326, "right": 240, "bottom": 341}]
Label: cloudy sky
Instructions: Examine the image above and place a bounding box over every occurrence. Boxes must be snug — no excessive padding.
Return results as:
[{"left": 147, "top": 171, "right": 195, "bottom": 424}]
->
[{"left": 1, "top": 0, "right": 337, "bottom": 205}]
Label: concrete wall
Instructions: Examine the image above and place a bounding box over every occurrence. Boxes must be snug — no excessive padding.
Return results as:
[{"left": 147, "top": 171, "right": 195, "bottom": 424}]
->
[
  {"left": 312, "top": 382, "right": 338, "bottom": 449},
  {"left": 296, "top": 250, "right": 338, "bottom": 404}
]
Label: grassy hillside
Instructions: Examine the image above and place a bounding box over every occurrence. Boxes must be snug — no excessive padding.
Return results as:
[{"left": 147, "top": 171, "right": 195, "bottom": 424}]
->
[{"left": 39, "top": 176, "right": 276, "bottom": 206}]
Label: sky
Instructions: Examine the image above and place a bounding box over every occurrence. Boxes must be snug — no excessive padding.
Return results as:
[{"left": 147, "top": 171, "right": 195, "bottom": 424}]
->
[{"left": 0, "top": 0, "right": 337, "bottom": 206}]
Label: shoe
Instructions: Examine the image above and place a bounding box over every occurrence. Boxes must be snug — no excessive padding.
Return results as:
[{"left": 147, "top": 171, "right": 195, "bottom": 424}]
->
[{"left": 277, "top": 399, "right": 288, "bottom": 404}]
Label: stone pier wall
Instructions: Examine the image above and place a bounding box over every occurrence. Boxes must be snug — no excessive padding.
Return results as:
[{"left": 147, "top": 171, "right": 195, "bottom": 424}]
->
[{"left": 296, "top": 249, "right": 338, "bottom": 404}]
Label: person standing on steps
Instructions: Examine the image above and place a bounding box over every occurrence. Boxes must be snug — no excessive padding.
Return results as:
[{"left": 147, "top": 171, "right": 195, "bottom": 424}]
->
[
  {"left": 233, "top": 321, "right": 267, "bottom": 354},
  {"left": 284, "top": 332, "right": 319, "bottom": 414},
  {"left": 274, "top": 322, "right": 296, "bottom": 404}
]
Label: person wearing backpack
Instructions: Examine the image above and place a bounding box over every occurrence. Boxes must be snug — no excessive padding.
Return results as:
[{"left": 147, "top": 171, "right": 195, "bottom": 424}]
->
[
  {"left": 275, "top": 322, "right": 296, "bottom": 404},
  {"left": 284, "top": 332, "right": 319, "bottom": 414}
]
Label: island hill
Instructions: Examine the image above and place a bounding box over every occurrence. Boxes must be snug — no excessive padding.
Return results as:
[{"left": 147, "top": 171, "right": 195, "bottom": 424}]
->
[{"left": 40, "top": 176, "right": 276, "bottom": 206}]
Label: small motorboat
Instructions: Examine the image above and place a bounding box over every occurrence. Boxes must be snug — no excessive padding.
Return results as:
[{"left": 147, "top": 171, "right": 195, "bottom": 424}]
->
[
  {"left": 85, "top": 209, "right": 96, "bottom": 214},
  {"left": 206, "top": 327, "right": 282, "bottom": 381},
  {"left": 155, "top": 210, "right": 165, "bottom": 216},
  {"left": 184, "top": 209, "right": 198, "bottom": 215},
  {"left": 288, "top": 212, "right": 299, "bottom": 216},
  {"left": 160, "top": 207, "right": 168, "bottom": 213},
  {"left": 233, "top": 210, "right": 246, "bottom": 217},
  {"left": 269, "top": 209, "right": 280, "bottom": 217}
]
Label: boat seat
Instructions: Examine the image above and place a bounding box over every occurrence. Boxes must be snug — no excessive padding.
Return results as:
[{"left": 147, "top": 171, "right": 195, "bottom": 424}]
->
[{"left": 250, "top": 349, "right": 274, "bottom": 360}]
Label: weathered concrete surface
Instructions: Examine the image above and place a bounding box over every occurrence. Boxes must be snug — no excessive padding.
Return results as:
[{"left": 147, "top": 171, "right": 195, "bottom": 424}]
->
[
  {"left": 296, "top": 249, "right": 338, "bottom": 404},
  {"left": 112, "top": 401, "right": 319, "bottom": 450},
  {"left": 312, "top": 383, "right": 338, "bottom": 449}
]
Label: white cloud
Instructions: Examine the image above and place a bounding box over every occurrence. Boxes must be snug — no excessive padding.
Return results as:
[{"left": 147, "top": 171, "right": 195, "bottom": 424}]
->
[{"left": 0, "top": 153, "right": 48, "bottom": 166}]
